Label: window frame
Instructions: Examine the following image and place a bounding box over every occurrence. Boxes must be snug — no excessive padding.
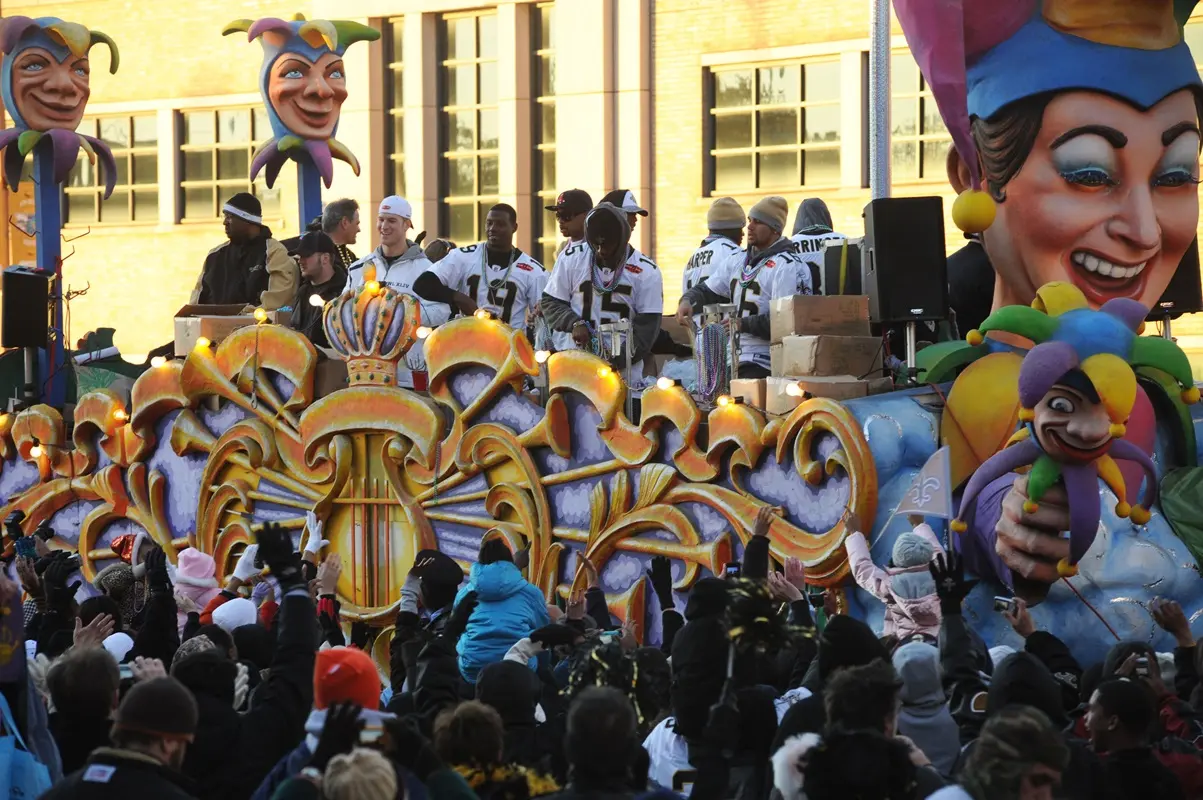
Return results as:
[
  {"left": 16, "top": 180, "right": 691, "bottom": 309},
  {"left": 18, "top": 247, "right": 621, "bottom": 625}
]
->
[
  {"left": 532, "top": 2, "right": 556, "bottom": 267},
  {"left": 888, "top": 50, "right": 952, "bottom": 183},
  {"left": 438, "top": 10, "right": 501, "bottom": 244},
  {"left": 176, "top": 107, "right": 281, "bottom": 223},
  {"left": 385, "top": 16, "right": 406, "bottom": 197},
  {"left": 63, "top": 114, "right": 159, "bottom": 226},
  {"left": 705, "top": 57, "right": 844, "bottom": 195}
]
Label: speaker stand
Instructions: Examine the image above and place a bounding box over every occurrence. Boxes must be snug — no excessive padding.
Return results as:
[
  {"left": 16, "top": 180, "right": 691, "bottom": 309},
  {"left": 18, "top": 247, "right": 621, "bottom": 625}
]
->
[
  {"left": 22, "top": 347, "right": 36, "bottom": 408},
  {"left": 1162, "top": 317, "right": 1174, "bottom": 341}
]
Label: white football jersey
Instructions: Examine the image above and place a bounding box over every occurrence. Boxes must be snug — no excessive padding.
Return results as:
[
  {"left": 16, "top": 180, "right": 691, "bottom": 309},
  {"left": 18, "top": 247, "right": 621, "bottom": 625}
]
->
[
  {"left": 430, "top": 243, "right": 546, "bottom": 328},
  {"left": 702, "top": 246, "right": 811, "bottom": 370},
  {"left": 346, "top": 249, "right": 452, "bottom": 389},
  {"left": 684, "top": 235, "right": 744, "bottom": 331},
  {"left": 544, "top": 242, "right": 664, "bottom": 380},
  {"left": 790, "top": 231, "right": 845, "bottom": 292}
]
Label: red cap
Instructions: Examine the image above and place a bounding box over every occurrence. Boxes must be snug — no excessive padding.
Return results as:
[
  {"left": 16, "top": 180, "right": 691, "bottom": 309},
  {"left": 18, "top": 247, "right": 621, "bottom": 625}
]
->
[{"left": 314, "top": 646, "right": 381, "bottom": 710}]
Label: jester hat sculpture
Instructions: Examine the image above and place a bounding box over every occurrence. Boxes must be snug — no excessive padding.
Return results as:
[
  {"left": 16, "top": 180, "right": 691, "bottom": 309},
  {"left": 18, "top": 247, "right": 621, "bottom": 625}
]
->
[
  {"left": 222, "top": 14, "right": 379, "bottom": 189},
  {"left": 950, "top": 283, "right": 1200, "bottom": 577},
  {"left": 891, "top": 0, "right": 1203, "bottom": 232},
  {"left": 0, "top": 16, "right": 119, "bottom": 196}
]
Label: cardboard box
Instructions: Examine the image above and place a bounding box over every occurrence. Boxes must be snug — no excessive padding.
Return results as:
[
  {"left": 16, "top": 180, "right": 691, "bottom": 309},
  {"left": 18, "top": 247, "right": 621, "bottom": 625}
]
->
[
  {"left": 173, "top": 304, "right": 283, "bottom": 356},
  {"left": 774, "top": 335, "right": 882, "bottom": 378},
  {"left": 767, "top": 375, "right": 878, "bottom": 414},
  {"left": 770, "top": 295, "right": 871, "bottom": 343},
  {"left": 770, "top": 344, "right": 782, "bottom": 376},
  {"left": 314, "top": 358, "right": 348, "bottom": 398},
  {"left": 729, "top": 378, "right": 766, "bottom": 409}
]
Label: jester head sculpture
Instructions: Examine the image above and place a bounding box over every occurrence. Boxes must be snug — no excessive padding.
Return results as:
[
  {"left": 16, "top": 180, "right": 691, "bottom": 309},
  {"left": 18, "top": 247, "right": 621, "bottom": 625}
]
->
[
  {"left": 222, "top": 14, "right": 379, "bottom": 189},
  {"left": 950, "top": 283, "right": 1200, "bottom": 577},
  {"left": 0, "top": 16, "right": 118, "bottom": 195}
]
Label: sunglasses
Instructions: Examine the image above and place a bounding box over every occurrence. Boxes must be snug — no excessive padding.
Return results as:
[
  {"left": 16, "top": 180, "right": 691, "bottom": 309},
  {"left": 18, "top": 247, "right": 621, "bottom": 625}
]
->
[{"left": 556, "top": 210, "right": 583, "bottom": 222}]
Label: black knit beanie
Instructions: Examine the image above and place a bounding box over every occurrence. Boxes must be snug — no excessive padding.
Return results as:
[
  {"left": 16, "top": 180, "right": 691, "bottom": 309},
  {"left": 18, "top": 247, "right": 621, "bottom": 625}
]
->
[{"left": 113, "top": 677, "right": 199, "bottom": 741}]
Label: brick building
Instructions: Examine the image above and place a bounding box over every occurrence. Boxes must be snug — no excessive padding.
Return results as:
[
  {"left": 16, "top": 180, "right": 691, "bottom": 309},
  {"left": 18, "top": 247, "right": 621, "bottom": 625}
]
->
[{"left": 6, "top": 0, "right": 1203, "bottom": 369}]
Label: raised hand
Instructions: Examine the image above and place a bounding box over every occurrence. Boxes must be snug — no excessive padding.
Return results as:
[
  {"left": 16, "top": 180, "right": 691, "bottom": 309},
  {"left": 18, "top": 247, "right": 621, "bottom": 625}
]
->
[
  {"left": 232, "top": 544, "right": 261, "bottom": 585},
  {"left": 768, "top": 571, "right": 803, "bottom": 603},
  {"left": 784, "top": 557, "right": 807, "bottom": 592},
  {"left": 1002, "top": 597, "right": 1035, "bottom": 638},
  {"left": 579, "top": 554, "right": 600, "bottom": 589},
  {"left": 752, "top": 505, "right": 776, "bottom": 539},
  {"left": 1152, "top": 597, "right": 1194, "bottom": 647},
  {"left": 303, "top": 510, "right": 329, "bottom": 558},
  {"left": 129, "top": 656, "right": 167, "bottom": 682},
  {"left": 73, "top": 613, "right": 114, "bottom": 650},
  {"left": 310, "top": 702, "right": 364, "bottom": 771},
  {"left": 257, "top": 522, "right": 301, "bottom": 585},
  {"left": 646, "top": 556, "right": 674, "bottom": 607},
  {"left": 144, "top": 546, "right": 171, "bottom": 592},
  {"left": 530, "top": 623, "right": 580, "bottom": 649},
  {"left": 929, "top": 551, "right": 975, "bottom": 615},
  {"left": 317, "top": 553, "right": 342, "bottom": 597}
]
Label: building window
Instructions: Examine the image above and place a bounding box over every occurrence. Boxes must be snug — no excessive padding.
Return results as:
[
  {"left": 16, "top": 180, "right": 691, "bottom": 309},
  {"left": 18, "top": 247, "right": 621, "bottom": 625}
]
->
[
  {"left": 890, "top": 53, "right": 950, "bottom": 181},
  {"left": 440, "top": 11, "right": 499, "bottom": 244},
  {"left": 179, "top": 108, "right": 281, "bottom": 221},
  {"left": 707, "top": 60, "right": 841, "bottom": 193},
  {"left": 532, "top": 3, "right": 556, "bottom": 266},
  {"left": 65, "top": 115, "right": 158, "bottom": 224},
  {"left": 385, "top": 17, "right": 405, "bottom": 197}
]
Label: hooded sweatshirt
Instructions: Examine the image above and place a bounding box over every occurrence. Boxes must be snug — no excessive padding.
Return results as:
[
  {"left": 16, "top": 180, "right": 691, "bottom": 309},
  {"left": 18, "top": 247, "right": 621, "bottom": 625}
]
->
[
  {"left": 893, "top": 642, "right": 960, "bottom": 777},
  {"left": 194, "top": 225, "right": 297, "bottom": 311},
  {"left": 344, "top": 244, "right": 451, "bottom": 387},
  {"left": 454, "top": 562, "right": 550, "bottom": 684},
  {"left": 789, "top": 199, "right": 845, "bottom": 261},
  {"left": 845, "top": 523, "right": 944, "bottom": 640}
]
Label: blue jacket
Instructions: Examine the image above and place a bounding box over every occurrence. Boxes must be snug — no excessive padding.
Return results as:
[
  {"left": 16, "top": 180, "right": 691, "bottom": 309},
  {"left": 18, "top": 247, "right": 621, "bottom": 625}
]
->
[{"left": 455, "top": 561, "right": 550, "bottom": 684}]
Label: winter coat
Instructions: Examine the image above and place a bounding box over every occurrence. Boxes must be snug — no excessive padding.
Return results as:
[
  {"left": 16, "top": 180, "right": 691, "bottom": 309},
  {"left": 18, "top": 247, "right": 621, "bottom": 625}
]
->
[
  {"left": 845, "top": 524, "right": 943, "bottom": 640},
  {"left": 175, "top": 592, "right": 316, "bottom": 800},
  {"left": 251, "top": 709, "right": 427, "bottom": 800},
  {"left": 49, "top": 712, "right": 112, "bottom": 777},
  {"left": 892, "top": 641, "right": 960, "bottom": 778},
  {"left": 192, "top": 226, "right": 297, "bottom": 311},
  {"left": 42, "top": 748, "right": 197, "bottom": 799},
  {"left": 454, "top": 562, "right": 550, "bottom": 684}
]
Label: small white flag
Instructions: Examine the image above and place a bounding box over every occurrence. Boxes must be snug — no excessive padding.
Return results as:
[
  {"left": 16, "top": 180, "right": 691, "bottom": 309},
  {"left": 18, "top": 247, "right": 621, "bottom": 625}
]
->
[{"left": 896, "top": 446, "right": 954, "bottom": 519}]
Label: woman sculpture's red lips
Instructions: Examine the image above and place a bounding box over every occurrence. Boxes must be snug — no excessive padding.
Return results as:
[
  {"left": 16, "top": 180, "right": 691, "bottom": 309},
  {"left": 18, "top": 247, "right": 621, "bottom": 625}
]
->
[{"left": 1065, "top": 249, "right": 1152, "bottom": 306}]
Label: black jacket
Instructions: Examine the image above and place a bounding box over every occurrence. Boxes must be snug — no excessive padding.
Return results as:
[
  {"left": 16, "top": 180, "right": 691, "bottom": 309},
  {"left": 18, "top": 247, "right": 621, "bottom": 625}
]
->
[
  {"left": 127, "top": 581, "right": 180, "bottom": 665},
  {"left": 195, "top": 227, "right": 297, "bottom": 310},
  {"left": 49, "top": 713, "right": 112, "bottom": 777},
  {"left": 176, "top": 592, "right": 316, "bottom": 800},
  {"left": 42, "top": 748, "right": 196, "bottom": 799},
  {"left": 287, "top": 269, "right": 346, "bottom": 348},
  {"left": 939, "top": 612, "right": 1117, "bottom": 800},
  {"left": 1101, "top": 747, "right": 1186, "bottom": 800}
]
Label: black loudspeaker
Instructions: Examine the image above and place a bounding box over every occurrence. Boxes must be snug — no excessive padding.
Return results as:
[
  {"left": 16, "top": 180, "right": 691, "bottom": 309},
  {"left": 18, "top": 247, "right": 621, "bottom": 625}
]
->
[
  {"left": 1146, "top": 238, "right": 1203, "bottom": 321},
  {"left": 820, "top": 237, "right": 863, "bottom": 296},
  {"left": 862, "top": 197, "right": 949, "bottom": 323},
  {"left": 2, "top": 266, "right": 50, "bottom": 348}
]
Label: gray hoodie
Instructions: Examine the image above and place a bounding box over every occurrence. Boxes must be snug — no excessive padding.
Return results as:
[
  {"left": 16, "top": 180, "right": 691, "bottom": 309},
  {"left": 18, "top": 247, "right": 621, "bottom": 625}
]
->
[{"left": 894, "top": 641, "right": 961, "bottom": 778}]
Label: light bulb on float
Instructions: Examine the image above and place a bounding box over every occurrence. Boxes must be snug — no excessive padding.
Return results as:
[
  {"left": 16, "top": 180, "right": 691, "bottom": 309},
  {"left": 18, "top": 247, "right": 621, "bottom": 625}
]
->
[
  {"left": 195, "top": 337, "right": 211, "bottom": 350},
  {"left": 150, "top": 356, "right": 167, "bottom": 368},
  {"left": 474, "top": 309, "right": 493, "bottom": 320},
  {"left": 309, "top": 293, "right": 326, "bottom": 308},
  {"left": 29, "top": 444, "right": 42, "bottom": 458},
  {"left": 416, "top": 326, "right": 433, "bottom": 340},
  {"left": 364, "top": 280, "right": 380, "bottom": 295},
  {"left": 656, "top": 376, "right": 676, "bottom": 391},
  {"left": 535, "top": 350, "right": 551, "bottom": 364},
  {"left": 113, "top": 409, "right": 128, "bottom": 423},
  {"left": 597, "top": 366, "right": 613, "bottom": 379},
  {"left": 786, "top": 382, "right": 803, "bottom": 397},
  {"left": 253, "top": 307, "right": 269, "bottom": 323}
]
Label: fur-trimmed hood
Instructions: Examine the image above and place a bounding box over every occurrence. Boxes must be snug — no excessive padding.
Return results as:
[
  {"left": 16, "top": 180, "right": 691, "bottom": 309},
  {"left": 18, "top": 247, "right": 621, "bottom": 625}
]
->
[{"left": 771, "top": 733, "right": 822, "bottom": 799}]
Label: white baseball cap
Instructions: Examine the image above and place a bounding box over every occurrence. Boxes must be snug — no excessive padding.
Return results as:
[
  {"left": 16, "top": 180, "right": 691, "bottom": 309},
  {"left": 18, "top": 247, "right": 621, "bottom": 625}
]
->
[
  {"left": 378, "top": 195, "right": 413, "bottom": 220},
  {"left": 600, "top": 189, "right": 648, "bottom": 217}
]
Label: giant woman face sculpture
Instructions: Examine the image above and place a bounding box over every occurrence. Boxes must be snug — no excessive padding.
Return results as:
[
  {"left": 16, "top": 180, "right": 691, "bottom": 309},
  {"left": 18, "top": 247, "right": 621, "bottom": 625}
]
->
[{"left": 894, "top": 0, "right": 1203, "bottom": 313}]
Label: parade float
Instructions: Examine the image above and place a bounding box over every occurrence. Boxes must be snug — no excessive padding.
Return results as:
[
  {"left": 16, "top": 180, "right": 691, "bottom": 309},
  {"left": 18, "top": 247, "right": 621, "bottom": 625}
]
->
[{"left": 0, "top": 1, "right": 1202, "bottom": 666}]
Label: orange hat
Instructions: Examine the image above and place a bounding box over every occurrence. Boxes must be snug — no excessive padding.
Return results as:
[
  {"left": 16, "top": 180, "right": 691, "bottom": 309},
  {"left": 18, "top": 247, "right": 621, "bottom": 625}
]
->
[{"left": 314, "top": 646, "right": 381, "bottom": 711}]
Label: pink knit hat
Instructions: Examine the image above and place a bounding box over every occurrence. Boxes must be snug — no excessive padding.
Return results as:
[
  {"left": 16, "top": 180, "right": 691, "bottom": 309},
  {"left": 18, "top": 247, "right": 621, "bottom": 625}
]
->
[{"left": 174, "top": 548, "right": 218, "bottom": 589}]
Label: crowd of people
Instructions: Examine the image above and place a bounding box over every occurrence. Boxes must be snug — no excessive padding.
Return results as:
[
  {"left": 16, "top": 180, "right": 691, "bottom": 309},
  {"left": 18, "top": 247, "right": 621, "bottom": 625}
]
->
[
  {"left": 1, "top": 502, "right": 1200, "bottom": 799},
  {"left": 186, "top": 186, "right": 848, "bottom": 388}
]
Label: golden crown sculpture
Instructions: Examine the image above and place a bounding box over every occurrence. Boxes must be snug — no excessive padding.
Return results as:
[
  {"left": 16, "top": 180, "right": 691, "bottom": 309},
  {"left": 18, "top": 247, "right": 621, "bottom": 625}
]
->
[{"left": 323, "top": 284, "right": 422, "bottom": 386}]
